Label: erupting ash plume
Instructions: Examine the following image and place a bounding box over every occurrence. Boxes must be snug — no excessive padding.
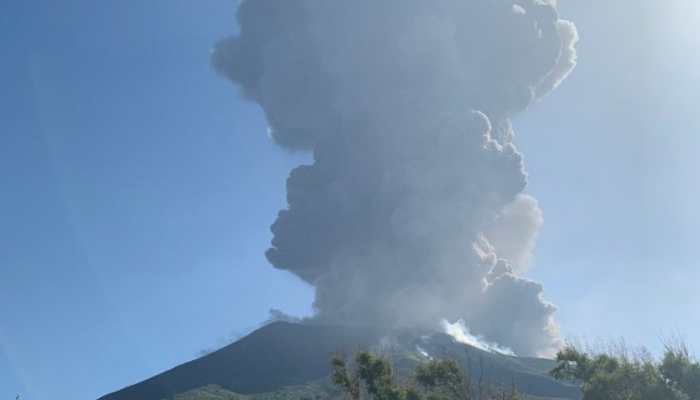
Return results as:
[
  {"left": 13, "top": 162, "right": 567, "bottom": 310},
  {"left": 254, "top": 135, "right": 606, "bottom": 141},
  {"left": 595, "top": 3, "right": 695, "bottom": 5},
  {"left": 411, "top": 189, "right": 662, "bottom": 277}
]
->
[{"left": 213, "top": 0, "right": 578, "bottom": 356}]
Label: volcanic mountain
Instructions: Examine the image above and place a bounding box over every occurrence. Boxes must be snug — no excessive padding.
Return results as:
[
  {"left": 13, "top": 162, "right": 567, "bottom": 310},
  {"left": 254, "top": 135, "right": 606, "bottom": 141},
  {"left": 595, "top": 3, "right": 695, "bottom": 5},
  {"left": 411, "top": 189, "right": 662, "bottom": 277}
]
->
[{"left": 98, "top": 321, "right": 580, "bottom": 400}]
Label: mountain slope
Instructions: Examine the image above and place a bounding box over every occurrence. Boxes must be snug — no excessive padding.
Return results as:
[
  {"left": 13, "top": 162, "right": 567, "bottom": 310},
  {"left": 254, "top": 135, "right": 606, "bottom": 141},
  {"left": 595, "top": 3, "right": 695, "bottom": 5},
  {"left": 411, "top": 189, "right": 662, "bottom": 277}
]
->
[{"left": 98, "top": 322, "right": 580, "bottom": 400}]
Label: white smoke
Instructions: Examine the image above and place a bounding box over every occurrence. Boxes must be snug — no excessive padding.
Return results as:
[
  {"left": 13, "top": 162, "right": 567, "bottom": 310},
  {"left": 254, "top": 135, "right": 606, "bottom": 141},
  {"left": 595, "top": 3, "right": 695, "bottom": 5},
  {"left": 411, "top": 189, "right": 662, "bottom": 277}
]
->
[
  {"left": 484, "top": 194, "right": 544, "bottom": 273},
  {"left": 416, "top": 345, "right": 432, "bottom": 359},
  {"left": 441, "top": 319, "right": 516, "bottom": 356}
]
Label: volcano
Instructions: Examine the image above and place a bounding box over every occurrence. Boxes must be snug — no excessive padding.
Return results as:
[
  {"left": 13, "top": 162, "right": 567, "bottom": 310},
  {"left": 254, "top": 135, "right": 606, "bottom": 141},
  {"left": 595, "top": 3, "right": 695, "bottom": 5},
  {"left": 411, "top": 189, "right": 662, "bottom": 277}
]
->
[{"left": 98, "top": 321, "right": 580, "bottom": 400}]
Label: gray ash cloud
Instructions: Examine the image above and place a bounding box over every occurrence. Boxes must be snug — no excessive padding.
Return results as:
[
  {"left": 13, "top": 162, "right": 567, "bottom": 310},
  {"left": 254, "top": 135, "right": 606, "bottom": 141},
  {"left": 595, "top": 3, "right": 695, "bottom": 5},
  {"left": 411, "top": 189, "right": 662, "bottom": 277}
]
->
[{"left": 213, "top": 0, "right": 577, "bottom": 356}]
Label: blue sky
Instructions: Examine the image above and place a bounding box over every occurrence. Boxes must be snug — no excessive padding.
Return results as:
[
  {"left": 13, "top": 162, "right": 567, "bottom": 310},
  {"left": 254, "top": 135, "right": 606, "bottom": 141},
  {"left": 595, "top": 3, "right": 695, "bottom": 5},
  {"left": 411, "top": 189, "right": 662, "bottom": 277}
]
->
[{"left": 1, "top": 1, "right": 699, "bottom": 399}]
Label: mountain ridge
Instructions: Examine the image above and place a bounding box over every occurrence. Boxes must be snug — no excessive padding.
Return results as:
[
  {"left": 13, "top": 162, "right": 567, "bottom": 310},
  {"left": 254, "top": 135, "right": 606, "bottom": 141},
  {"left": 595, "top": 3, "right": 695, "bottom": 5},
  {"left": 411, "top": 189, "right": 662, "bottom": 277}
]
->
[{"left": 98, "top": 321, "right": 580, "bottom": 400}]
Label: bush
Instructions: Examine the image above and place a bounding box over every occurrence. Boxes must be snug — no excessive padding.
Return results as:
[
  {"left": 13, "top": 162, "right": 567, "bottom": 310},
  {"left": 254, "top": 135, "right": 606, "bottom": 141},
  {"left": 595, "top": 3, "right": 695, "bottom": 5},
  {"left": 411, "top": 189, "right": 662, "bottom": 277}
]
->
[
  {"left": 551, "top": 343, "right": 700, "bottom": 400},
  {"left": 331, "top": 352, "right": 519, "bottom": 400}
]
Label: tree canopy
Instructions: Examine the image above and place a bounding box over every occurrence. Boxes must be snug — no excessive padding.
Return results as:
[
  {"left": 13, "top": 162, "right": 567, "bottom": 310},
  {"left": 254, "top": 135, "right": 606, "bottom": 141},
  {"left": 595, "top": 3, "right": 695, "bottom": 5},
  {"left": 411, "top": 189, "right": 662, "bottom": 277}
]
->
[
  {"left": 331, "top": 352, "right": 519, "bottom": 400},
  {"left": 551, "top": 343, "right": 700, "bottom": 400}
]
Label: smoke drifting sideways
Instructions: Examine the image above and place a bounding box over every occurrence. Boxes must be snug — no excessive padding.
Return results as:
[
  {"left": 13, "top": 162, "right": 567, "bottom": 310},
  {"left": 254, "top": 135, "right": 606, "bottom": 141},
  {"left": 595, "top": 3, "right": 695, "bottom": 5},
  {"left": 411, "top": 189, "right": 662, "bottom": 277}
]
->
[{"left": 213, "top": 0, "right": 578, "bottom": 357}]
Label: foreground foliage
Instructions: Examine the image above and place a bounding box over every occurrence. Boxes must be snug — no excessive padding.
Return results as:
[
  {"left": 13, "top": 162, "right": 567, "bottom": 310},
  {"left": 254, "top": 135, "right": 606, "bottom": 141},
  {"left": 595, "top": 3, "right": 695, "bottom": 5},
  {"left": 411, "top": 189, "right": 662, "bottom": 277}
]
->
[
  {"left": 331, "top": 352, "right": 520, "bottom": 400},
  {"left": 551, "top": 343, "right": 700, "bottom": 399}
]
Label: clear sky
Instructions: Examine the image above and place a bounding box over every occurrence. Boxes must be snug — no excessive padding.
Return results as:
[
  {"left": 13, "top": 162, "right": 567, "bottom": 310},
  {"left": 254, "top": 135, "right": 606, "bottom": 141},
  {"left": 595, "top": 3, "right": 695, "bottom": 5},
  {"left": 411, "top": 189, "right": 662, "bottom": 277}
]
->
[{"left": 0, "top": 1, "right": 698, "bottom": 399}]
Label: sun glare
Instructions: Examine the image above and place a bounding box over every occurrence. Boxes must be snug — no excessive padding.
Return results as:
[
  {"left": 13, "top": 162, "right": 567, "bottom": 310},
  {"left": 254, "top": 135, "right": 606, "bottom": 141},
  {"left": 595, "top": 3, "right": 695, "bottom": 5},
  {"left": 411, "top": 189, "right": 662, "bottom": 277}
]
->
[{"left": 668, "top": 2, "right": 700, "bottom": 41}]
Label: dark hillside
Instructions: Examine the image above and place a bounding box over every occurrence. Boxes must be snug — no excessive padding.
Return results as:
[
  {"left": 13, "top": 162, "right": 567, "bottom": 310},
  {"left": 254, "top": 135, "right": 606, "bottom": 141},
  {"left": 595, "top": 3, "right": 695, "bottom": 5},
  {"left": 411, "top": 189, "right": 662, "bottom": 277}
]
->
[
  {"left": 99, "top": 322, "right": 382, "bottom": 400},
  {"left": 99, "top": 322, "right": 580, "bottom": 400}
]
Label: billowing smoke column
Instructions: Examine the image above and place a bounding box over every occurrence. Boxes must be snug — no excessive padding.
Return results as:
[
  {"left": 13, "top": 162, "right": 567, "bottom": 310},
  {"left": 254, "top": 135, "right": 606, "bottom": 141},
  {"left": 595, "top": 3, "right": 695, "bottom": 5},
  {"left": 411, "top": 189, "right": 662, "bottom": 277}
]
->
[{"left": 213, "top": 0, "right": 577, "bottom": 356}]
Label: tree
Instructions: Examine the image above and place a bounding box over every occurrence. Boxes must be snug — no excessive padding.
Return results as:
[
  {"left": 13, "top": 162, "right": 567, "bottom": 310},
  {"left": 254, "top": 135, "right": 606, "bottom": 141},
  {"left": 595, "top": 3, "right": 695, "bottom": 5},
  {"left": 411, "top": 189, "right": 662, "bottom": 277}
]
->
[
  {"left": 660, "top": 344, "right": 700, "bottom": 398},
  {"left": 331, "top": 352, "right": 419, "bottom": 400},
  {"left": 331, "top": 352, "right": 519, "bottom": 400},
  {"left": 551, "top": 344, "right": 700, "bottom": 400}
]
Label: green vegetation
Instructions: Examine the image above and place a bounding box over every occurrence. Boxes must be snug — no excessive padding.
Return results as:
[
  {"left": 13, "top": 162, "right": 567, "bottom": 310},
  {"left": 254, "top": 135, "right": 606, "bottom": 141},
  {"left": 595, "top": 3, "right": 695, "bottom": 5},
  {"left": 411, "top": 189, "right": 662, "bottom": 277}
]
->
[
  {"left": 331, "top": 351, "right": 521, "bottom": 400},
  {"left": 551, "top": 343, "right": 700, "bottom": 400}
]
